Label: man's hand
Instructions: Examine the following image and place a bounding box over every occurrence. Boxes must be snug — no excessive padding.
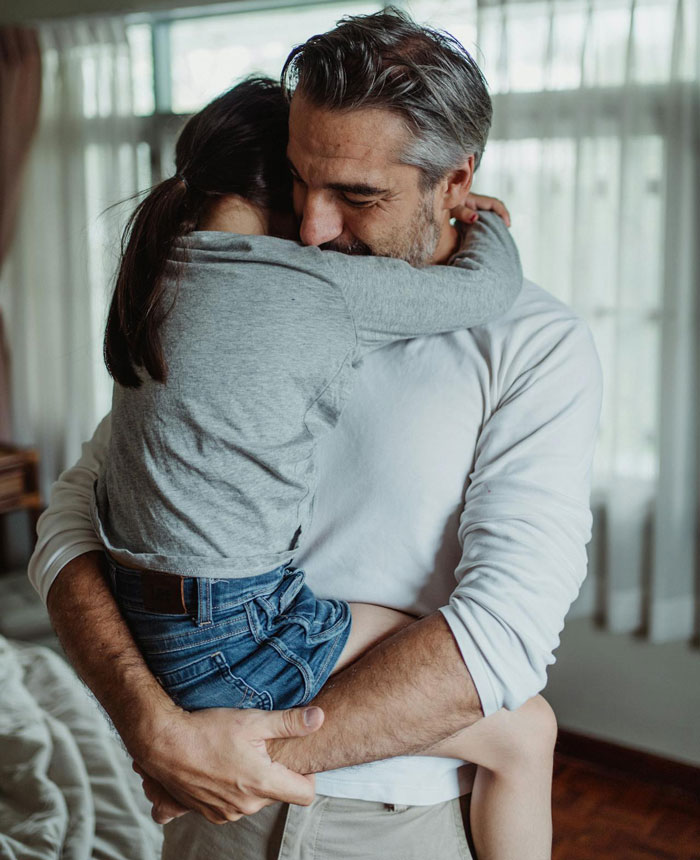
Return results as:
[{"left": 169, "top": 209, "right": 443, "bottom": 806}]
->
[
  {"left": 130, "top": 704, "right": 324, "bottom": 825},
  {"left": 451, "top": 193, "right": 511, "bottom": 228},
  {"left": 134, "top": 764, "right": 187, "bottom": 825}
]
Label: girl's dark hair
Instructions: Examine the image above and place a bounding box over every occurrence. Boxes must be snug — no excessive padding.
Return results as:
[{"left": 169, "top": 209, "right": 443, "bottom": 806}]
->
[{"left": 104, "top": 76, "right": 292, "bottom": 388}]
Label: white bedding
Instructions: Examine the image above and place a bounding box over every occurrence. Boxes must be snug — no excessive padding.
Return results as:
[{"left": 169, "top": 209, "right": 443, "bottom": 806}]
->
[{"left": 0, "top": 635, "right": 162, "bottom": 860}]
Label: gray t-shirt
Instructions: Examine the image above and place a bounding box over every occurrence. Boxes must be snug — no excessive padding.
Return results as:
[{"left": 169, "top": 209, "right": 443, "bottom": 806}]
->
[{"left": 93, "top": 212, "right": 521, "bottom": 577}]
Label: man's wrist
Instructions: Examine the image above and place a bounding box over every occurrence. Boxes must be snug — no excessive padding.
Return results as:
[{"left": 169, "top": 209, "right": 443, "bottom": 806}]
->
[
  {"left": 46, "top": 550, "right": 184, "bottom": 760},
  {"left": 114, "top": 683, "right": 185, "bottom": 761}
]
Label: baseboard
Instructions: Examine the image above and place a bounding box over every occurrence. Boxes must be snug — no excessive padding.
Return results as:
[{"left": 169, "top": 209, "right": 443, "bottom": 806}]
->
[{"left": 556, "top": 729, "right": 700, "bottom": 797}]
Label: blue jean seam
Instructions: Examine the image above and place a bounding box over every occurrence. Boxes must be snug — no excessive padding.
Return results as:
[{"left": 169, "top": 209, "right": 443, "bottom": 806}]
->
[
  {"left": 312, "top": 622, "right": 349, "bottom": 694},
  {"left": 133, "top": 623, "right": 251, "bottom": 654},
  {"left": 241, "top": 600, "right": 314, "bottom": 705},
  {"left": 213, "top": 652, "right": 273, "bottom": 710},
  {"left": 196, "top": 578, "right": 212, "bottom": 626},
  {"left": 244, "top": 600, "right": 266, "bottom": 644},
  {"left": 119, "top": 602, "right": 248, "bottom": 632},
  {"left": 280, "top": 609, "right": 349, "bottom": 645},
  {"left": 155, "top": 651, "right": 225, "bottom": 683},
  {"left": 267, "top": 636, "right": 314, "bottom": 703}
]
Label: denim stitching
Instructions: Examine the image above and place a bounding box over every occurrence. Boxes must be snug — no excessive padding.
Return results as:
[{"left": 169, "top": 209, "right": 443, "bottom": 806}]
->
[
  {"left": 133, "top": 623, "right": 251, "bottom": 654},
  {"left": 312, "top": 623, "right": 350, "bottom": 696},
  {"left": 271, "top": 602, "right": 349, "bottom": 645},
  {"left": 212, "top": 653, "right": 273, "bottom": 710},
  {"left": 154, "top": 651, "right": 224, "bottom": 682},
  {"left": 296, "top": 623, "right": 350, "bottom": 706},
  {"left": 126, "top": 611, "right": 248, "bottom": 634},
  {"left": 267, "top": 636, "right": 313, "bottom": 703},
  {"left": 244, "top": 600, "right": 266, "bottom": 645},
  {"left": 197, "top": 578, "right": 213, "bottom": 626}
]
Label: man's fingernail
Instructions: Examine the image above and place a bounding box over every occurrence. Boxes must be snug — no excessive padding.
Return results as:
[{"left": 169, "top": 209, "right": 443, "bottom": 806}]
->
[
  {"left": 303, "top": 707, "right": 321, "bottom": 726},
  {"left": 470, "top": 213, "right": 478, "bottom": 222}
]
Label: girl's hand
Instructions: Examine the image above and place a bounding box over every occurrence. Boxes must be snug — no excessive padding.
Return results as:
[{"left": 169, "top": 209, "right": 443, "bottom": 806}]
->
[{"left": 451, "top": 193, "right": 511, "bottom": 228}]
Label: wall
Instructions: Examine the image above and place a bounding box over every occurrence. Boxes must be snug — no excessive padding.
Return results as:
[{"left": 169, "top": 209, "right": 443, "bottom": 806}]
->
[{"left": 547, "top": 618, "right": 700, "bottom": 767}]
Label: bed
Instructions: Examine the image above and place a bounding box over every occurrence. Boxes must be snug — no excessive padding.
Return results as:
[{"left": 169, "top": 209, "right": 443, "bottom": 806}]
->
[{"left": 0, "top": 634, "right": 163, "bottom": 860}]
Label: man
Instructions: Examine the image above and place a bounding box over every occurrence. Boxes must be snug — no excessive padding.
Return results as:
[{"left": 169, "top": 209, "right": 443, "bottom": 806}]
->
[{"left": 29, "top": 9, "right": 601, "bottom": 859}]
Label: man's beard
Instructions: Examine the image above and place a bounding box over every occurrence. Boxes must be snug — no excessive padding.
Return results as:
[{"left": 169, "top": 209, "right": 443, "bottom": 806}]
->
[{"left": 320, "top": 194, "right": 441, "bottom": 266}]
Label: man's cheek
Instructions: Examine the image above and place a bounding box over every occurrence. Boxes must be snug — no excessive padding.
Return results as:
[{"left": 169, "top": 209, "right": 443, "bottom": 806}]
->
[
  {"left": 348, "top": 209, "right": 382, "bottom": 240},
  {"left": 350, "top": 210, "right": 394, "bottom": 251}
]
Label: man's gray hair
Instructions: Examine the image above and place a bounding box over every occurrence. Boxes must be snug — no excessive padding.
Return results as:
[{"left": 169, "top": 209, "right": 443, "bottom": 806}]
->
[{"left": 281, "top": 7, "right": 492, "bottom": 189}]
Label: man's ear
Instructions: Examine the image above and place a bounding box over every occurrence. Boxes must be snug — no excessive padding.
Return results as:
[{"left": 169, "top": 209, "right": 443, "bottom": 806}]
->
[{"left": 439, "top": 155, "right": 476, "bottom": 210}]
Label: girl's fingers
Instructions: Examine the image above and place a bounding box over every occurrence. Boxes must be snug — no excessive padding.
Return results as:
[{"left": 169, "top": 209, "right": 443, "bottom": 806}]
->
[
  {"left": 451, "top": 205, "right": 479, "bottom": 225},
  {"left": 465, "top": 194, "right": 511, "bottom": 227}
]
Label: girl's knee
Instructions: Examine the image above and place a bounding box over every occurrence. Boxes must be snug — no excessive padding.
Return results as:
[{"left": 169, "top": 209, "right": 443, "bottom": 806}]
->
[
  {"left": 507, "top": 695, "right": 558, "bottom": 766},
  {"left": 478, "top": 695, "right": 557, "bottom": 775}
]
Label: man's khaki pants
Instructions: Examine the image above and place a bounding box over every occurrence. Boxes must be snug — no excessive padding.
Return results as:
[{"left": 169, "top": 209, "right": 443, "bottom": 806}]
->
[{"left": 162, "top": 794, "right": 475, "bottom": 859}]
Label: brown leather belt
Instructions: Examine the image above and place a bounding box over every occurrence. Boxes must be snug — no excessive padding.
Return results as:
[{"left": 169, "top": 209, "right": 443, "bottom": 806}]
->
[{"left": 140, "top": 570, "right": 188, "bottom": 615}]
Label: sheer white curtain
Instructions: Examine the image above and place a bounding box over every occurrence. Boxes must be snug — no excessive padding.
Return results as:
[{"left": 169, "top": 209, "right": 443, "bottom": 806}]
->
[
  {"left": 408, "top": 0, "right": 699, "bottom": 642},
  {"left": 0, "top": 19, "right": 139, "bottom": 498}
]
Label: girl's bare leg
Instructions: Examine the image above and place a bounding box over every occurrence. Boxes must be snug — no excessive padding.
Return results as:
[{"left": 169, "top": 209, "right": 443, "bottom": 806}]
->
[
  {"left": 423, "top": 696, "right": 556, "bottom": 860},
  {"left": 337, "top": 604, "right": 555, "bottom": 860},
  {"left": 333, "top": 602, "right": 415, "bottom": 673}
]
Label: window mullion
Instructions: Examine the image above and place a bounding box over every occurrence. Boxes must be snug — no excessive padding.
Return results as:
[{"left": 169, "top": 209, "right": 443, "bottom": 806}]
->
[{"left": 152, "top": 20, "right": 173, "bottom": 114}]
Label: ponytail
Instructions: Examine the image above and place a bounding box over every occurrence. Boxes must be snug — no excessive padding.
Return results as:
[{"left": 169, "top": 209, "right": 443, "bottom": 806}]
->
[
  {"left": 104, "top": 176, "right": 204, "bottom": 387},
  {"left": 104, "top": 77, "right": 292, "bottom": 388}
]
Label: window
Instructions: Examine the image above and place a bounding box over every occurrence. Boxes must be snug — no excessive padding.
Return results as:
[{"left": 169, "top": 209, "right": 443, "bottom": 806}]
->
[
  {"left": 169, "top": 2, "right": 378, "bottom": 114},
  {"left": 125, "top": 1, "right": 382, "bottom": 184}
]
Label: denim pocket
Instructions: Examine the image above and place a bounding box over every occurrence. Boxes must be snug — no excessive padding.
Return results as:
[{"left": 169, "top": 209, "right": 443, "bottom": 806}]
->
[{"left": 154, "top": 651, "right": 272, "bottom": 711}]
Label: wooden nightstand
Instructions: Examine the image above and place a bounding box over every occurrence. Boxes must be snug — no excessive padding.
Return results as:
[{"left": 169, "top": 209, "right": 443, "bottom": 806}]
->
[{"left": 0, "top": 445, "right": 43, "bottom": 569}]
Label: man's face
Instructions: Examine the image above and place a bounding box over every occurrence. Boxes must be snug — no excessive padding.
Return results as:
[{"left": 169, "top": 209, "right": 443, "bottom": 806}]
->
[{"left": 287, "top": 93, "right": 453, "bottom": 265}]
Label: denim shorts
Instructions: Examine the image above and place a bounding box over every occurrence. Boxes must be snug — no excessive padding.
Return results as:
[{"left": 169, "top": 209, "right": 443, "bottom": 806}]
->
[{"left": 105, "top": 557, "right": 352, "bottom": 712}]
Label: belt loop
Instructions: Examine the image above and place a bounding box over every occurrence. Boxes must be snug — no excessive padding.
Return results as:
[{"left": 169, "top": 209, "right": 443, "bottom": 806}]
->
[{"left": 196, "top": 577, "right": 212, "bottom": 626}]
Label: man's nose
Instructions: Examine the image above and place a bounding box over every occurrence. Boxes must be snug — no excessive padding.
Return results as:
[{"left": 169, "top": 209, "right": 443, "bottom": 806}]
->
[{"left": 299, "top": 191, "right": 344, "bottom": 247}]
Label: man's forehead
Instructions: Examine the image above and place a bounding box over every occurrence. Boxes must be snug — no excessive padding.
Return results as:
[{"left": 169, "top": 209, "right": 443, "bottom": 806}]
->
[{"left": 288, "top": 93, "right": 410, "bottom": 180}]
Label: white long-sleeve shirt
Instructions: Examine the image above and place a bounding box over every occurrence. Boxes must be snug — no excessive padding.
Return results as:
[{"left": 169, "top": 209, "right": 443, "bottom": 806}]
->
[{"left": 28, "top": 279, "right": 602, "bottom": 806}]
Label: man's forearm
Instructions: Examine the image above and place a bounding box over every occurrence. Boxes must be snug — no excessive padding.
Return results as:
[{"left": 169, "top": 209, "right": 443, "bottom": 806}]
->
[
  {"left": 46, "top": 551, "right": 179, "bottom": 757},
  {"left": 47, "top": 553, "right": 484, "bottom": 777},
  {"left": 270, "top": 611, "right": 484, "bottom": 774}
]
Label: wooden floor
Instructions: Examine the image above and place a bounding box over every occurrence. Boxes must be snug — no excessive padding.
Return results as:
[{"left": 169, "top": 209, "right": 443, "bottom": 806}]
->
[{"left": 552, "top": 753, "right": 700, "bottom": 860}]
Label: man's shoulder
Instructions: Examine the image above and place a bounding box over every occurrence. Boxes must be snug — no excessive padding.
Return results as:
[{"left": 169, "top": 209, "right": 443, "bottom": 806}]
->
[
  {"left": 484, "top": 279, "right": 596, "bottom": 357},
  {"left": 502, "top": 278, "right": 583, "bottom": 328},
  {"left": 470, "top": 279, "right": 601, "bottom": 398}
]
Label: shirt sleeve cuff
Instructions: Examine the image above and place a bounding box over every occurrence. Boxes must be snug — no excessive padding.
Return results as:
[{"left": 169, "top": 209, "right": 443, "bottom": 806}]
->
[
  {"left": 28, "top": 540, "right": 105, "bottom": 606},
  {"left": 439, "top": 604, "right": 502, "bottom": 718}
]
